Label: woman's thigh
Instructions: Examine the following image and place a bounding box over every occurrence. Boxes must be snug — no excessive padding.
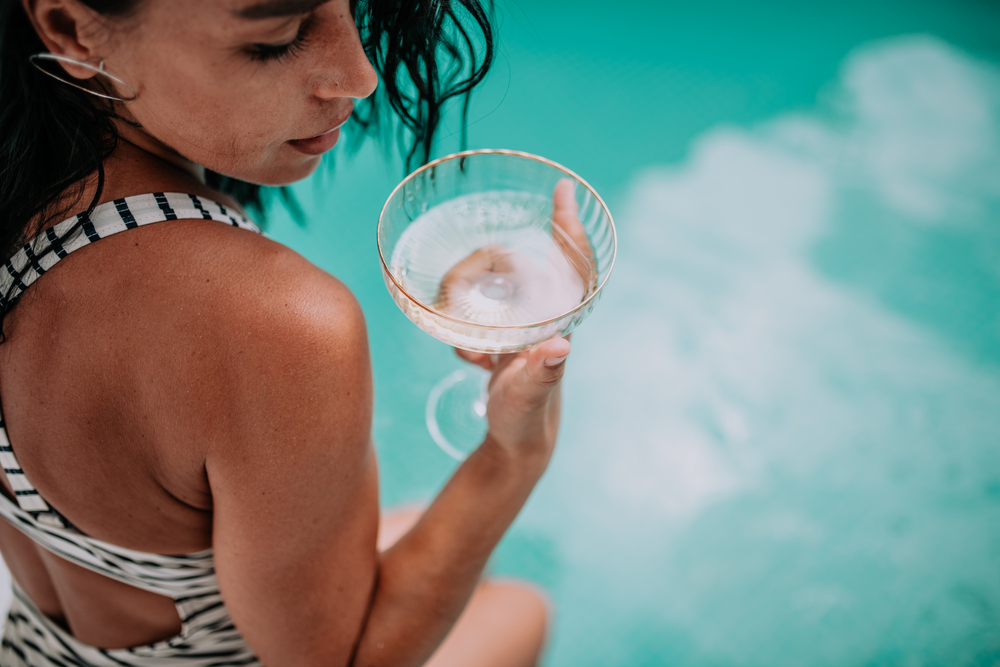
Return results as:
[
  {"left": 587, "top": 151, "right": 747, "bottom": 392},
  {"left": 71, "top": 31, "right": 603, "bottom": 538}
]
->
[{"left": 379, "top": 507, "right": 550, "bottom": 667}]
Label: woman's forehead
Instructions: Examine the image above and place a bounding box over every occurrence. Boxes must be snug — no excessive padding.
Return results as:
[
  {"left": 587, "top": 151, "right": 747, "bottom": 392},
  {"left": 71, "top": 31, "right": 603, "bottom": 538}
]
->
[
  {"left": 137, "top": 0, "right": 335, "bottom": 34},
  {"left": 228, "top": 0, "right": 332, "bottom": 20}
]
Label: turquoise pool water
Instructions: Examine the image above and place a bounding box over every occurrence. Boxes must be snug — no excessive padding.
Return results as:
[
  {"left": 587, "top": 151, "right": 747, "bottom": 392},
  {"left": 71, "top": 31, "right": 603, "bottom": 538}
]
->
[
  {"left": 266, "top": 1, "right": 1000, "bottom": 665},
  {"left": 1, "top": 1, "right": 993, "bottom": 664}
]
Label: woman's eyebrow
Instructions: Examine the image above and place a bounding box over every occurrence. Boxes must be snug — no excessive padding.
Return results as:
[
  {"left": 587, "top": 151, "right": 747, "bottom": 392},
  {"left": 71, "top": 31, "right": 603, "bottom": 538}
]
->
[{"left": 234, "top": 0, "right": 330, "bottom": 19}]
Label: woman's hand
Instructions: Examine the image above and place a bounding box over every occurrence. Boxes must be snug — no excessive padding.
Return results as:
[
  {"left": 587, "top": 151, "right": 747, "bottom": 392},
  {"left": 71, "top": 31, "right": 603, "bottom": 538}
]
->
[
  {"left": 550, "top": 177, "right": 596, "bottom": 289},
  {"left": 450, "top": 178, "right": 592, "bottom": 459},
  {"left": 478, "top": 337, "right": 570, "bottom": 461}
]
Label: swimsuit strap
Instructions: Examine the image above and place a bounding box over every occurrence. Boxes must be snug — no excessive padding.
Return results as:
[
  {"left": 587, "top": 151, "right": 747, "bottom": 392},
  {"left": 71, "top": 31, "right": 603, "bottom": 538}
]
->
[
  {"left": 0, "top": 193, "right": 259, "bottom": 527},
  {"left": 1, "top": 192, "right": 258, "bottom": 309}
]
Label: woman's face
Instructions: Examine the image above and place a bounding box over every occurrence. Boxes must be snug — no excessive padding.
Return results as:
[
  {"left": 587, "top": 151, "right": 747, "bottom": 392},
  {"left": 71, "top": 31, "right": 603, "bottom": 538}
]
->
[{"left": 40, "top": 0, "right": 378, "bottom": 185}]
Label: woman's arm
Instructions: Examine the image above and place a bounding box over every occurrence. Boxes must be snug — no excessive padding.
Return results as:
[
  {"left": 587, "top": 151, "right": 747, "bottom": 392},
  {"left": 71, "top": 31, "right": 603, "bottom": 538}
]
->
[
  {"left": 351, "top": 338, "right": 568, "bottom": 667},
  {"left": 204, "top": 239, "right": 567, "bottom": 666}
]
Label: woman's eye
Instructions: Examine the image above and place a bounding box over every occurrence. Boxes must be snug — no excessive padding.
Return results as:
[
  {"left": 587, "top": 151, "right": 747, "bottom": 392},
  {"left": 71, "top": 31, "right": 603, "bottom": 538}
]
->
[{"left": 248, "top": 18, "right": 312, "bottom": 63}]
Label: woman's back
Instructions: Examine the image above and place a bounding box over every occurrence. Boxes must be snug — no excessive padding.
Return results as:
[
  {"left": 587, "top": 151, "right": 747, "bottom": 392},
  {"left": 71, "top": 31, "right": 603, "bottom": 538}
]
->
[{"left": 0, "top": 151, "right": 370, "bottom": 648}]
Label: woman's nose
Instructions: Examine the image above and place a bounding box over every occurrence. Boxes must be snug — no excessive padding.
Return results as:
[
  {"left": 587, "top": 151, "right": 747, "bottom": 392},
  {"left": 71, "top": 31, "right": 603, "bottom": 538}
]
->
[{"left": 309, "top": 11, "right": 379, "bottom": 100}]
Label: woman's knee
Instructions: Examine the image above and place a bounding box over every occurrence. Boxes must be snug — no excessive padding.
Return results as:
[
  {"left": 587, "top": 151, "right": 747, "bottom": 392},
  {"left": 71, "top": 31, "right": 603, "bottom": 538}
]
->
[
  {"left": 481, "top": 579, "right": 551, "bottom": 639},
  {"left": 425, "top": 578, "right": 551, "bottom": 667}
]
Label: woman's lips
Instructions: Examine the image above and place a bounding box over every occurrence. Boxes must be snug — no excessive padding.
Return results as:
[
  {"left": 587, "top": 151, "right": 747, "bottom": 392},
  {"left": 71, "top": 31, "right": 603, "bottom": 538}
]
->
[{"left": 288, "top": 122, "right": 346, "bottom": 156}]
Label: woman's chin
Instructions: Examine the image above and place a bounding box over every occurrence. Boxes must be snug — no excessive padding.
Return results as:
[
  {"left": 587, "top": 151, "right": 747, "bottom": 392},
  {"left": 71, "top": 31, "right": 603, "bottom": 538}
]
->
[
  {"left": 271, "top": 156, "right": 323, "bottom": 186},
  {"left": 227, "top": 155, "right": 324, "bottom": 188}
]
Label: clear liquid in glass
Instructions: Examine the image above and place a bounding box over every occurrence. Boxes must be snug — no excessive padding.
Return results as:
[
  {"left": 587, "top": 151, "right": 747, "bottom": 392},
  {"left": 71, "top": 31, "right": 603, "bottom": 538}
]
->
[{"left": 389, "top": 191, "right": 596, "bottom": 328}]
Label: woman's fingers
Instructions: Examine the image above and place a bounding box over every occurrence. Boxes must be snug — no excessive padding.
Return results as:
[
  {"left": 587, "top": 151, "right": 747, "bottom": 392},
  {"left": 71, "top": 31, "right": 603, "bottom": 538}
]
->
[
  {"left": 505, "top": 338, "right": 571, "bottom": 411},
  {"left": 525, "top": 337, "right": 571, "bottom": 384},
  {"left": 456, "top": 334, "right": 570, "bottom": 392},
  {"left": 552, "top": 179, "right": 579, "bottom": 221},
  {"left": 454, "top": 348, "right": 495, "bottom": 371},
  {"left": 552, "top": 179, "right": 592, "bottom": 261},
  {"left": 479, "top": 337, "right": 569, "bottom": 455},
  {"left": 551, "top": 179, "right": 595, "bottom": 289},
  {"left": 436, "top": 244, "right": 515, "bottom": 311}
]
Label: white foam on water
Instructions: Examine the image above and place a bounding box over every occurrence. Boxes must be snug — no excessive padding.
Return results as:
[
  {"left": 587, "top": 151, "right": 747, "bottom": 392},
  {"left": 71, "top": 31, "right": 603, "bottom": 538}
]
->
[
  {"left": 520, "top": 36, "right": 1000, "bottom": 666},
  {"left": 839, "top": 38, "right": 1000, "bottom": 220}
]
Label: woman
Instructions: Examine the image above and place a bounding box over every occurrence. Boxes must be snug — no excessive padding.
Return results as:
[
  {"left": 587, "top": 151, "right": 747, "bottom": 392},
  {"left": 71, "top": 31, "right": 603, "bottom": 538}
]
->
[{"left": 0, "top": 0, "right": 573, "bottom": 664}]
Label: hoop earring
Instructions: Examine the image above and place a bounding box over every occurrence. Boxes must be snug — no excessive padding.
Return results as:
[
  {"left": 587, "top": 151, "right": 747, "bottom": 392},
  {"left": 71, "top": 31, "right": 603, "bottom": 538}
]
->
[{"left": 28, "top": 53, "right": 137, "bottom": 102}]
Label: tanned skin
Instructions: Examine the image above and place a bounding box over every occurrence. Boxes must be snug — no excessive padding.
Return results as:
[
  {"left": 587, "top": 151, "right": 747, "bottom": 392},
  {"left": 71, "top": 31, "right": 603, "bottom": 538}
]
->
[{"left": 0, "top": 1, "right": 575, "bottom": 665}]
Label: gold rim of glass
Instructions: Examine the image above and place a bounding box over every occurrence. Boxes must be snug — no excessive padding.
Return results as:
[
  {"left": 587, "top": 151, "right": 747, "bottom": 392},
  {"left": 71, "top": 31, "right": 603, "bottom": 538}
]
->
[{"left": 377, "top": 148, "right": 618, "bottom": 330}]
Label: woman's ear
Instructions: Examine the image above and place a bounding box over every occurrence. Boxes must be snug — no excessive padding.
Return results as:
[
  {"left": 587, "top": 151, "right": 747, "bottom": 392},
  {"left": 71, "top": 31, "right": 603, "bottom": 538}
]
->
[{"left": 21, "top": 0, "right": 108, "bottom": 80}]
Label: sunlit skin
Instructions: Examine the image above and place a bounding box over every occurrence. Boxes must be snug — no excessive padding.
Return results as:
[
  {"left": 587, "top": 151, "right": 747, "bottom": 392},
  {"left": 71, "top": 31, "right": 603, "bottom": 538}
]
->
[
  {"left": 0, "top": 0, "right": 571, "bottom": 665},
  {"left": 42, "top": 0, "right": 378, "bottom": 186}
]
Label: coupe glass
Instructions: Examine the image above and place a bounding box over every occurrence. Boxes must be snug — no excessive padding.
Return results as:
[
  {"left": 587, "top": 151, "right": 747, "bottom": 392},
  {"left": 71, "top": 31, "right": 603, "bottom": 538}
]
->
[{"left": 377, "top": 149, "right": 616, "bottom": 460}]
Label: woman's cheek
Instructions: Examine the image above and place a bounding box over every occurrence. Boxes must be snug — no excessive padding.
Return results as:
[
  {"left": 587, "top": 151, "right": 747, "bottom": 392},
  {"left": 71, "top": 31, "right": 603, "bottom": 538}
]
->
[{"left": 126, "top": 49, "right": 318, "bottom": 183}]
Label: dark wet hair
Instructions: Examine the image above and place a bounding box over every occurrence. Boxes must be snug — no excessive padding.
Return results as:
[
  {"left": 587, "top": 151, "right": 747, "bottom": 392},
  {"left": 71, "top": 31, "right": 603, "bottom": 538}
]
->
[{"left": 0, "top": 0, "right": 494, "bottom": 329}]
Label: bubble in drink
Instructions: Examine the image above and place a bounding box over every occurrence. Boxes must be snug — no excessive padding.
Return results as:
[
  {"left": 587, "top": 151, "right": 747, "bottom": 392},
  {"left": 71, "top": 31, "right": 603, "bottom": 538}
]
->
[{"left": 389, "top": 191, "right": 596, "bottom": 327}]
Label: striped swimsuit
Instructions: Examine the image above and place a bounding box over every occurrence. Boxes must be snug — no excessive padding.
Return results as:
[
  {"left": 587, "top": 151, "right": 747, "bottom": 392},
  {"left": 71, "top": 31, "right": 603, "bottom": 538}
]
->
[{"left": 0, "top": 194, "right": 262, "bottom": 665}]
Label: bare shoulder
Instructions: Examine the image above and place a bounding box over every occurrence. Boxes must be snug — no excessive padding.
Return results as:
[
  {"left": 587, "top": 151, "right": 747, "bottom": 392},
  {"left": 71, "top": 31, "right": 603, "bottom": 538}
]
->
[
  {"left": 119, "top": 219, "right": 379, "bottom": 522},
  {"left": 195, "top": 221, "right": 367, "bottom": 350},
  {"left": 140, "top": 218, "right": 374, "bottom": 428},
  {"left": 119, "top": 217, "right": 367, "bottom": 356},
  {"left": 50, "top": 216, "right": 375, "bottom": 465},
  {"left": 204, "top": 224, "right": 373, "bottom": 424}
]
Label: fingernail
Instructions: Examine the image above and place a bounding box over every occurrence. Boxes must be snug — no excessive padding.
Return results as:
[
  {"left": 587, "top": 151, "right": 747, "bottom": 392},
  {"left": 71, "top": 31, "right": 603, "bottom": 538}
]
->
[{"left": 544, "top": 356, "right": 568, "bottom": 369}]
